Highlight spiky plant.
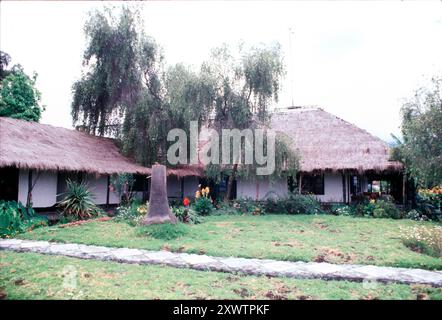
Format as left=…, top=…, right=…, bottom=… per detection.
left=57, top=179, right=102, bottom=220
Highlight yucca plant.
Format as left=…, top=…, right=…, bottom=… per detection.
left=57, top=179, right=102, bottom=220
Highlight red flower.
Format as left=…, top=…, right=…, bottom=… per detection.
left=183, top=197, right=190, bottom=207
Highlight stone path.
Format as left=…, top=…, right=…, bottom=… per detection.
left=1, top=239, right=442, bottom=287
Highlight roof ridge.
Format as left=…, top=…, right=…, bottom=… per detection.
left=272, top=107, right=390, bottom=147
left=315, top=109, right=391, bottom=147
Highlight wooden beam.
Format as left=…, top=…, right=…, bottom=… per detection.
left=106, top=174, right=110, bottom=207
left=342, top=173, right=346, bottom=204
left=298, top=173, right=303, bottom=194
left=180, top=177, right=184, bottom=200
left=26, top=169, right=33, bottom=208
left=142, top=175, right=148, bottom=202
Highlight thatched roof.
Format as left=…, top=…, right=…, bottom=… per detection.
left=167, top=164, right=205, bottom=177
left=0, top=117, right=151, bottom=175
left=271, top=107, right=403, bottom=173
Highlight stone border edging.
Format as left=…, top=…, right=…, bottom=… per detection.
left=1, top=239, right=442, bottom=287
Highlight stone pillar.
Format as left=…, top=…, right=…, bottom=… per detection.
left=142, top=164, right=177, bottom=225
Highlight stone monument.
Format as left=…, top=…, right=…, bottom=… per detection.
left=142, top=164, right=177, bottom=224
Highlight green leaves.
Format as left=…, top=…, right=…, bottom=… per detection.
left=400, top=77, right=442, bottom=187
left=57, top=179, right=102, bottom=220
left=0, top=62, right=44, bottom=122
left=0, top=200, right=45, bottom=238
left=72, top=6, right=143, bottom=136
left=71, top=6, right=298, bottom=186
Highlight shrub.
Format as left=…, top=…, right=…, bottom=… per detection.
left=416, top=187, right=442, bottom=220
left=114, top=201, right=148, bottom=226
left=136, top=223, right=189, bottom=240
left=110, top=173, right=135, bottom=205
left=211, top=202, right=243, bottom=215
left=172, top=206, right=203, bottom=224
left=193, top=186, right=214, bottom=215
left=330, top=204, right=353, bottom=216
left=0, top=200, right=47, bottom=238
left=401, top=226, right=442, bottom=258
left=372, top=200, right=402, bottom=219
left=232, top=198, right=266, bottom=215
left=351, top=201, right=375, bottom=217
left=57, top=179, right=103, bottom=220
left=136, top=202, right=149, bottom=215
left=194, top=197, right=214, bottom=215
left=263, top=193, right=324, bottom=215
left=406, top=209, right=429, bottom=221
left=347, top=200, right=402, bottom=219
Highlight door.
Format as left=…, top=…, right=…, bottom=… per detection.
left=0, top=167, right=19, bottom=201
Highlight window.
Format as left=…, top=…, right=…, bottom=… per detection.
left=350, top=176, right=362, bottom=195
left=301, top=174, right=324, bottom=195
left=132, top=174, right=148, bottom=192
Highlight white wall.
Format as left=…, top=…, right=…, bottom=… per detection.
left=236, top=174, right=345, bottom=202
left=167, top=176, right=181, bottom=199
left=315, top=174, right=344, bottom=203
left=18, top=169, right=58, bottom=207
left=84, top=174, right=119, bottom=205
left=183, top=176, right=199, bottom=198
left=18, top=170, right=120, bottom=207
left=167, top=176, right=200, bottom=199
left=236, top=177, right=288, bottom=200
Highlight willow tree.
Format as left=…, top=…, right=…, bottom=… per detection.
left=72, top=6, right=209, bottom=166
left=199, top=44, right=299, bottom=200
left=72, top=6, right=298, bottom=191
left=71, top=6, right=143, bottom=137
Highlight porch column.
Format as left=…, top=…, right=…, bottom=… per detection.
left=26, top=169, right=33, bottom=208
left=180, top=177, right=184, bottom=200
left=342, top=173, right=346, bottom=204
left=298, top=173, right=303, bottom=194
left=106, top=174, right=110, bottom=207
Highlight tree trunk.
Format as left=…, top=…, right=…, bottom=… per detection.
left=224, top=164, right=238, bottom=201
left=142, top=164, right=177, bottom=225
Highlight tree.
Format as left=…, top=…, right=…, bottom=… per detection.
left=71, top=6, right=143, bottom=137
left=397, top=77, right=442, bottom=187
left=72, top=6, right=210, bottom=166
left=198, top=44, right=298, bottom=199
left=0, top=51, right=12, bottom=81
left=0, top=64, right=44, bottom=122
left=72, top=6, right=298, bottom=193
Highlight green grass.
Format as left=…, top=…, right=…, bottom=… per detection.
left=18, top=215, right=442, bottom=270
left=1, top=251, right=441, bottom=300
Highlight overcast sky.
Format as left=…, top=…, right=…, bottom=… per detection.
left=1, top=1, right=442, bottom=142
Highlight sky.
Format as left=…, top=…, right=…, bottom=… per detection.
left=1, top=1, right=442, bottom=142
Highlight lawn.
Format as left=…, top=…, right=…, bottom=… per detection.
left=17, top=214, right=442, bottom=270
left=1, top=251, right=441, bottom=300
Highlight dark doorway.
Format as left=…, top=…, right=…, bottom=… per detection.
left=0, top=167, right=19, bottom=201
left=199, top=175, right=237, bottom=202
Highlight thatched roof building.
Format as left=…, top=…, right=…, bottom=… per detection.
left=270, top=106, right=403, bottom=173
left=0, top=117, right=151, bottom=175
